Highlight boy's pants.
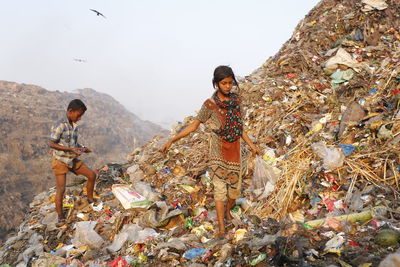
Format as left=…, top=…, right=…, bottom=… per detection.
left=51, top=158, right=87, bottom=175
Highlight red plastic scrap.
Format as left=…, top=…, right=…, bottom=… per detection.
left=324, top=173, right=340, bottom=191
left=287, top=73, right=299, bottom=79
left=311, top=82, right=331, bottom=91
left=322, top=198, right=336, bottom=212
left=108, top=257, right=127, bottom=267
left=306, top=207, right=320, bottom=216
left=348, top=240, right=360, bottom=247
left=133, top=243, right=144, bottom=252
left=194, top=211, right=208, bottom=221
left=172, top=201, right=182, bottom=209
left=369, top=219, right=385, bottom=230
left=324, top=173, right=337, bottom=183
left=104, top=209, right=114, bottom=219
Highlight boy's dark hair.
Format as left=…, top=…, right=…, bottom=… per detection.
left=67, top=99, right=87, bottom=111
left=212, top=65, right=239, bottom=89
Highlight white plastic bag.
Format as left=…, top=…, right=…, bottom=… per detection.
left=324, top=48, right=361, bottom=72
left=133, top=181, right=160, bottom=202
left=107, top=224, right=158, bottom=252
left=311, top=142, right=344, bottom=170
left=71, top=221, right=104, bottom=249
left=127, top=164, right=145, bottom=182
left=21, top=233, right=44, bottom=264
left=251, top=156, right=278, bottom=199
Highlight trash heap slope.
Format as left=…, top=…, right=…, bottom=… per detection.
left=238, top=0, right=400, bottom=218
left=2, top=0, right=400, bottom=266
left=0, top=81, right=167, bottom=242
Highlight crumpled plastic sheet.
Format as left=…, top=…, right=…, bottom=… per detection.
left=72, top=221, right=104, bottom=249
left=325, top=48, right=362, bottom=72
left=312, top=142, right=345, bottom=170
left=107, top=223, right=158, bottom=252
left=362, top=0, right=388, bottom=11
left=18, top=233, right=44, bottom=264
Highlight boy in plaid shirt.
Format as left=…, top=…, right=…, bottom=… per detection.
left=50, top=99, right=96, bottom=224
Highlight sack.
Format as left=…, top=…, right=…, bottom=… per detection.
left=251, top=156, right=278, bottom=199
left=112, top=184, right=153, bottom=209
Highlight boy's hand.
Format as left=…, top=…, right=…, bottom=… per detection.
left=82, top=147, right=92, bottom=153
left=71, top=147, right=83, bottom=156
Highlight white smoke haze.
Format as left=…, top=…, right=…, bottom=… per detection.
left=0, top=0, right=319, bottom=129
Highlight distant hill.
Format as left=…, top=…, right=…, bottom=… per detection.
left=0, top=80, right=167, bottom=240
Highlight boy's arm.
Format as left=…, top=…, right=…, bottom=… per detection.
left=50, top=140, right=82, bottom=154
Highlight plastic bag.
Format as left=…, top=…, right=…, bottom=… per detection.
left=311, top=142, right=344, bottom=170
left=71, top=221, right=104, bottom=249
left=250, top=254, right=267, bottom=266
left=107, top=224, right=158, bottom=252
left=127, top=164, right=145, bottom=182
left=324, top=48, right=361, bottom=72
left=362, top=0, right=388, bottom=11
left=21, top=233, right=44, bottom=264
left=156, top=238, right=187, bottom=251
left=139, top=201, right=182, bottom=228
left=133, top=181, right=160, bottom=202
left=41, top=211, right=58, bottom=231
left=251, top=156, right=278, bottom=199
left=340, top=144, right=355, bottom=157
left=216, top=244, right=233, bottom=264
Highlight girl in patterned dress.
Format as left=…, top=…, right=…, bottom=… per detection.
left=162, top=65, right=260, bottom=238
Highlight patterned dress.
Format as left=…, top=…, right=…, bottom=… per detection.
left=196, top=95, right=243, bottom=201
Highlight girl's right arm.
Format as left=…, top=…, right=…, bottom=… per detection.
left=161, top=119, right=201, bottom=152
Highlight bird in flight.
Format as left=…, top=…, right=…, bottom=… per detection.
left=90, top=9, right=106, bottom=18
left=74, top=58, right=87, bottom=63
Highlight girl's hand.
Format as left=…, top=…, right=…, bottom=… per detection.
left=251, top=147, right=262, bottom=157
left=160, top=140, right=173, bottom=153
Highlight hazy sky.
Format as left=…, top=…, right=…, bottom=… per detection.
left=0, top=0, right=320, bottom=128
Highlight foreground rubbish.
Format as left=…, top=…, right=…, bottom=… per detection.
left=2, top=0, right=400, bottom=266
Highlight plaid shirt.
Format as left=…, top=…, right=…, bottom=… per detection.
left=50, top=116, right=81, bottom=167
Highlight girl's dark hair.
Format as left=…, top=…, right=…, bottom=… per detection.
left=67, top=99, right=87, bottom=111
left=212, top=65, right=239, bottom=89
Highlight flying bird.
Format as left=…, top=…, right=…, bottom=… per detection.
left=90, top=9, right=106, bottom=18
left=74, top=58, right=87, bottom=63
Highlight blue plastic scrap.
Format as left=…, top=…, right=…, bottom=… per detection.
left=183, top=247, right=205, bottom=260
left=369, top=88, right=378, bottom=95
left=340, top=144, right=355, bottom=157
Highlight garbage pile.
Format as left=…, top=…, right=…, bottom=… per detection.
left=2, top=0, right=400, bottom=266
